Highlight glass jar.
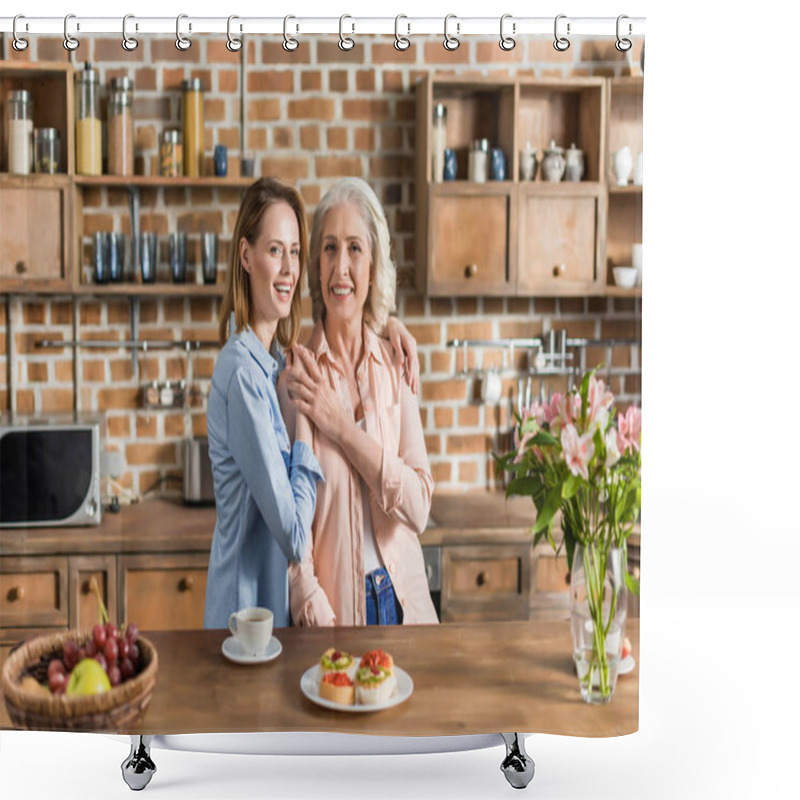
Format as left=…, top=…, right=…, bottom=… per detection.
left=468, top=138, right=489, bottom=183
left=160, top=129, right=183, bottom=177
left=431, top=103, right=447, bottom=183
left=75, top=65, right=102, bottom=175
left=181, top=78, right=204, bottom=177
left=7, top=90, right=34, bottom=175
left=108, top=76, right=134, bottom=176
left=34, top=128, right=60, bottom=174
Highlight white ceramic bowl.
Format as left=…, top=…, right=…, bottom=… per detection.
left=613, top=266, right=638, bottom=289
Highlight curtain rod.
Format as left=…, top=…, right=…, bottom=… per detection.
left=0, top=16, right=646, bottom=37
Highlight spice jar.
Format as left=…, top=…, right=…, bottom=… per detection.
left=75, top=64, right=102, bottom=175
left=7, top=90, right=34, bottom=175
left=468, top=138, right=490, bottom=183
left=108, top=76, right=134, bottom=176
left=181, top=78, right=204, bottom=177
left=160, top=130, right=183, bottom=177
left=431, top=103, right=447, bottom=183
left=34, top=128, right=60, bottom=174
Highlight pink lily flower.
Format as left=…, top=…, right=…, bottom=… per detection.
left=561, top=424, right=595, bottom=481
left=617, top=406, right=642, bottom=453
left=605, top=428, right=621, bottom=469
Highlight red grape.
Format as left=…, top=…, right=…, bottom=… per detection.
left=85, top=640, right=97, bottom=658
left=63, top=640, right=79, bottom=671
left=50, top=671, right=67, bottom=693
left=93, top=623, right=107, bottom=649
left=104, top=638, right=119, bottom=664
left=125, top=623, right=139, bottom=644
left=120, top=658, right=135, bottom=681
left=118, top=638, right=130, bottom=660
left=47, top=658, right=65, bottom=681
left=108, top=665, right=121, bottom=687
left=76, top=647, right=86, bottom=662
left=105, top=622, right=119, bottom=640
left=94, top=652, right=108, bottom=672
left=129, top=643, right=140, bottom=665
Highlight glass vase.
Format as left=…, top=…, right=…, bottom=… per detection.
left=570, top=543, right=627, bottom=704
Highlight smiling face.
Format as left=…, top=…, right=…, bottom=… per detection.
left=319, top=201, right=373, bottom=326
left=241, top=200, right=300, bottom=332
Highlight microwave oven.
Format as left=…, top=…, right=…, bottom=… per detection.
left=0, top=418, right=102, bottom=527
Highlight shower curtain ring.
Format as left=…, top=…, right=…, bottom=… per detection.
left=12, top=15, right=29, bottom=51
left=226, top=15, right=243, bottom=52
left=615, top=15, right=632, bottom=51
left=553, top=14, right=570, bottom=51
left=338, top=15, right=355, bottom=51
left=443, top=14, right=460, bottom=51
left=499, top=14, right=516, bottom=51
left=176, top=14, right=192, bottom=51
left=394, top=15, right=410, bottom=51
left=122, top=14, right=139, bottom=51
left=63, top=14, right=80, bottom=51
left=283, top=16, right=299, bottom=52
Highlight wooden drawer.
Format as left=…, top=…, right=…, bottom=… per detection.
left=68, top=555, right=117, bottom=630
left=441, top=544, right=531, bottom=622
left=119, top=554, right=208, bottom=631
left=0, top=556, right=69, bottom=627
left=530, top=546, right=570, bottom=621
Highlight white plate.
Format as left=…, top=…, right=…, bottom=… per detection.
left=300, top=665, right=414, bottom=713
left=222, top=635, right=282, bottom=665
left=618, top=654, right=635, bottom=675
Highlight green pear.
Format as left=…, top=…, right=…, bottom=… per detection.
left=66, top=658, right=111, bottom=696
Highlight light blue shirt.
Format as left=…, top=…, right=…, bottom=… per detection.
left=203, top=319, right=323, bottom=629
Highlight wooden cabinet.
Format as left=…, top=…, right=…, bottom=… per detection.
left=119, top=553, right=208, bottom=631
left=0, top=555, right=69, bottom=627
left=440, top=543, right=531, bottom=622
left=416, top=75, right=608, bottom=297
left=529, top=544, right=570, bottom=620
left=68, top=555, right=117, bottom=630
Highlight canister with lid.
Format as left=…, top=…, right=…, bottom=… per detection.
left=181, top=78, right=204, bottom=177
left=75, top=64, right=102, bottom=175
left=7, top=90, right=34, bottom=175
left=34, top=128, right=60, bottom=174
left=108, top=76, right=134, bottom=176
left=468, top=138, right=490, bottom=183
left=160, top=130, right=183, bottom=177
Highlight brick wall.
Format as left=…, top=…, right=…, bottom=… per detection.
left=1, top=33, right=642, bottom=495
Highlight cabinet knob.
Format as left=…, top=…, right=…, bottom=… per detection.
left=464, top=264, right=478, bottom=279
left=178, top=576, right=194, bottom=592
left=8, top=585, right=25, bottom=602
left=15, top=261, right=27, bottom=275
left=552, top=263, right=566, bottom=277
left=476, top=571, right=490, bottom=587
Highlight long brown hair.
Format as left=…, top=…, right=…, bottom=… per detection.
left=218, top=177, right=308, bottom=348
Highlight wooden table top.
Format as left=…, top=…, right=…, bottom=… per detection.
left=0, top=619, right=638, bottom=737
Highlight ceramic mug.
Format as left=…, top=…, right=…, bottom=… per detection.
left=228, top=607, right=274, bottom=656
left=214, top=145, right=228, bottom=177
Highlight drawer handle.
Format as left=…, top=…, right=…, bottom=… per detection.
left=476, top=571, right=490, bottom=587
left=8, top=585, right=25, bottom=602
left=464, top=264, right=478, bottom=279
left=15, top=261, right=27, bottom=275
left=178, top=576, right=195, bottom=592
left=552, top=263, right=566, bottom=277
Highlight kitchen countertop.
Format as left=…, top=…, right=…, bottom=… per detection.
left=1, top=619, right=639, bottom=736
left=0, top=492, right=640, bottom=556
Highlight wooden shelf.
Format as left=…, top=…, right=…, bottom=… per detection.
left=604, top=286, right=642, bottom=298
left=74, top=283, right=224, bottom=297
left=73, top=175, right=253, bottom=189
left=609, top=184, right=643, bottom=194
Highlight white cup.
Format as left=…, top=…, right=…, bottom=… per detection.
left=481, top=370, right=502, bottom=405
left=632, top=243, right=643, bottom=285
left=228, top=607, right=273, bottom=656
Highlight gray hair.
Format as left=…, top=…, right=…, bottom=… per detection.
left=307, top=177, right=396, bottom=333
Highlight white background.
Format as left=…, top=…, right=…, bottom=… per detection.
left=2, top=1, right=799, bottom=798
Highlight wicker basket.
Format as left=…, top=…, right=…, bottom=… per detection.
left=2, top=629, right=158, bottom=731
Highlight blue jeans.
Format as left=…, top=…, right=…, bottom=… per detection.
left=365, top=567, right=403, bottom=626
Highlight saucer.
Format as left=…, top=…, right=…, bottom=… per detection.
left=222, top=635, right=282, bottom=665
left=618, top=654, right=635, bottom=676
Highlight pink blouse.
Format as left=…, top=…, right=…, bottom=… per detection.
left=288, top=321, right=438, bottom=626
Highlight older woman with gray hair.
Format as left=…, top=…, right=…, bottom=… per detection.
left=282, top=177, right=438, bottom=627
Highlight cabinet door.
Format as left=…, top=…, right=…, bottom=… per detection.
left=69, top=555, right=117, bottom=630
left=0, top=556, right=69, bottom=627
left=441, top=544, right=531, bottom=622
left=518, top=190, right=603, bottom=295
left=119, top=553, right=208, bottom=631
left=0, top=176, right=72, bottom=291
left=428, top=189, right=515, bottom=296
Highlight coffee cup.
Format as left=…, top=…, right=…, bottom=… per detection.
left=228, top=607, right=273, bottom=656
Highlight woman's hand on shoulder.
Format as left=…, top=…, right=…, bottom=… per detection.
left=384, top=316, right=419, bottom=395
left=286, top=345, right=346, bottom=443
